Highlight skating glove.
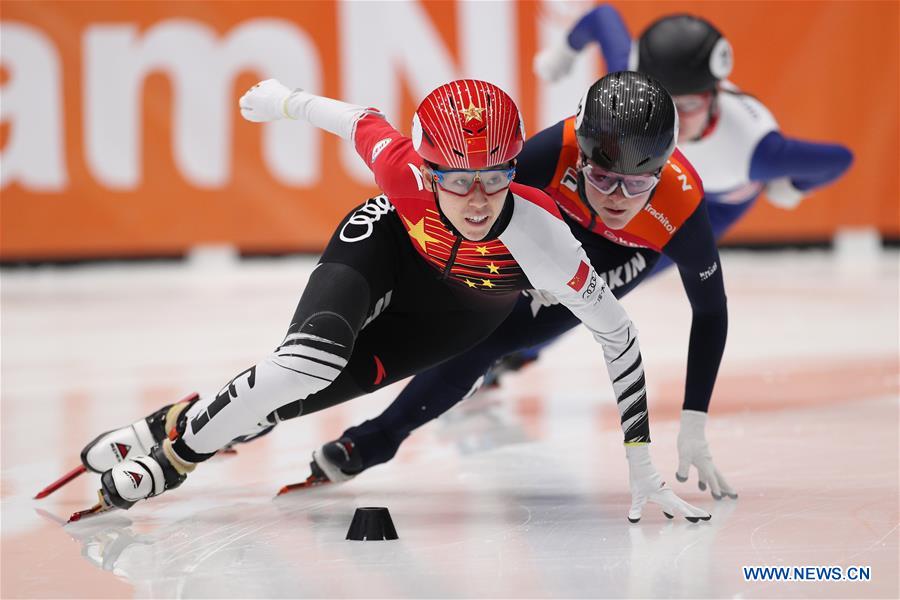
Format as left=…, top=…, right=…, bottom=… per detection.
left=239, top=79, right=297, bottom=122
left=676, top=409, right=738, bottom=500
left=765, top=176, right=805, bottom=210
left=533, top=38, right=579, bottom=83
left=626, top=443, right=711, bottom=523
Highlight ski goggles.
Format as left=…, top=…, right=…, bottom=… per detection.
left=581, top=162, right=660, bottom=198
left=431, top=166, right=516, bottom=196
left=673, top=92, right=713, bottom=115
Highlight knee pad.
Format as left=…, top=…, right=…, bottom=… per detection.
left=269, top=311, right=355, bottom=398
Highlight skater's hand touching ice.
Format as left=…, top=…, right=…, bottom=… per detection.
left=676, top=410, right=737, bottom=500
left=240, top=79, right=296, bottom=122
left=626, top=444, right=711, bottom=523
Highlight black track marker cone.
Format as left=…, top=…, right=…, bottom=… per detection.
left=346, top=507, right=398, bottom=541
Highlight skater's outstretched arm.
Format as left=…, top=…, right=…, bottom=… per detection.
left=534, top=5, right=632, bottom=83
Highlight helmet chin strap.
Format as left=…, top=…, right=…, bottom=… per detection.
left=576, top=171, right=599, bottom=231
left=694, top=91, right=721, bottom=141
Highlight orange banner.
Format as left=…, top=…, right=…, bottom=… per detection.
left=1, top=1, right=897, bottom=260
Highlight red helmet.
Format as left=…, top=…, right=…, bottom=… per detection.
left=412, top=79, right=525, bottom=169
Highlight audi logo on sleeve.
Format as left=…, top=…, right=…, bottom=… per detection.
left=339, top=195, right=395, bottom=243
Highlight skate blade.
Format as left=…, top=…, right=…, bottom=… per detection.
left=276, top=476, right=331, bottom=496
left=67, top=490, right=115, bottom=523
left=34, top=465, right=88, bottom=499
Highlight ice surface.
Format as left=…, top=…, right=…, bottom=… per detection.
left=2, top=250, right=898, bottom=598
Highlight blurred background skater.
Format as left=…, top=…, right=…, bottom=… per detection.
left=488, top=8, right=855, bottom=399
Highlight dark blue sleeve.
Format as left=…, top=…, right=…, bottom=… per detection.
left=661, top=200, right=728, bottom=413
left=749, top=130, right=854, bottom=192
left=515, top=120, right=566, bottom=191
left=566, top=5, right=632, bottom=72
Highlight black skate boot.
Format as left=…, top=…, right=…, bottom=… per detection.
left=482, top=351, right=539, bottom=388
left=277, top=437, right=363, bottom=495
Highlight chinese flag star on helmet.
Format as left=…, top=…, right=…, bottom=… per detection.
left=412, top=79, right=525, bottom=169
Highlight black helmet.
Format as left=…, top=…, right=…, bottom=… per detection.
left=631, top=14, right=733, bottom=96
left=574, top=71, right=678, bottom=175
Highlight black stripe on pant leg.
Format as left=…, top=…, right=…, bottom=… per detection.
left=611, top=334, right=636, bottom=363
left=275, top=351, right=346, bottom=371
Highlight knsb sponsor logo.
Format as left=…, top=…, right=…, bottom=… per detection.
left=371, top=138, right=392, bottom=164
left=699, top=261, right=718, bottom=281
left=602, top=230, right=648, bottom=249
left=566, top=260, right=590, bottom=291
left=644, top=204, right=676, bottom=234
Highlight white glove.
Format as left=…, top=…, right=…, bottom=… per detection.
left=765, top=176, right=806, bottom=210
left=676, top=410, right=738, bottom=500
left=533, top=38, right=580, bottom=83
left=626, top=444, right=711, bottom=523
left=524, top=289, right=559, bottom=307
left=239, top=79, right=297, bottom=123
left=524, top=289, right=560, bottom=317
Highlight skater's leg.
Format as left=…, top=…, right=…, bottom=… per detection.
left=172, top=261, right=371, bottom=461
left=308, top=298, right=582, bottom=479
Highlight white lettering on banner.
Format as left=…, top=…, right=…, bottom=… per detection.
left=338, top=1, right=517, bottom=182
left=339, top=194, right=395, bottom=242
left=84, top=19, right=321, bottom=189
left=3, top=10, right=537, bottom=195
left=0, top=22, right=67, bottom=191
